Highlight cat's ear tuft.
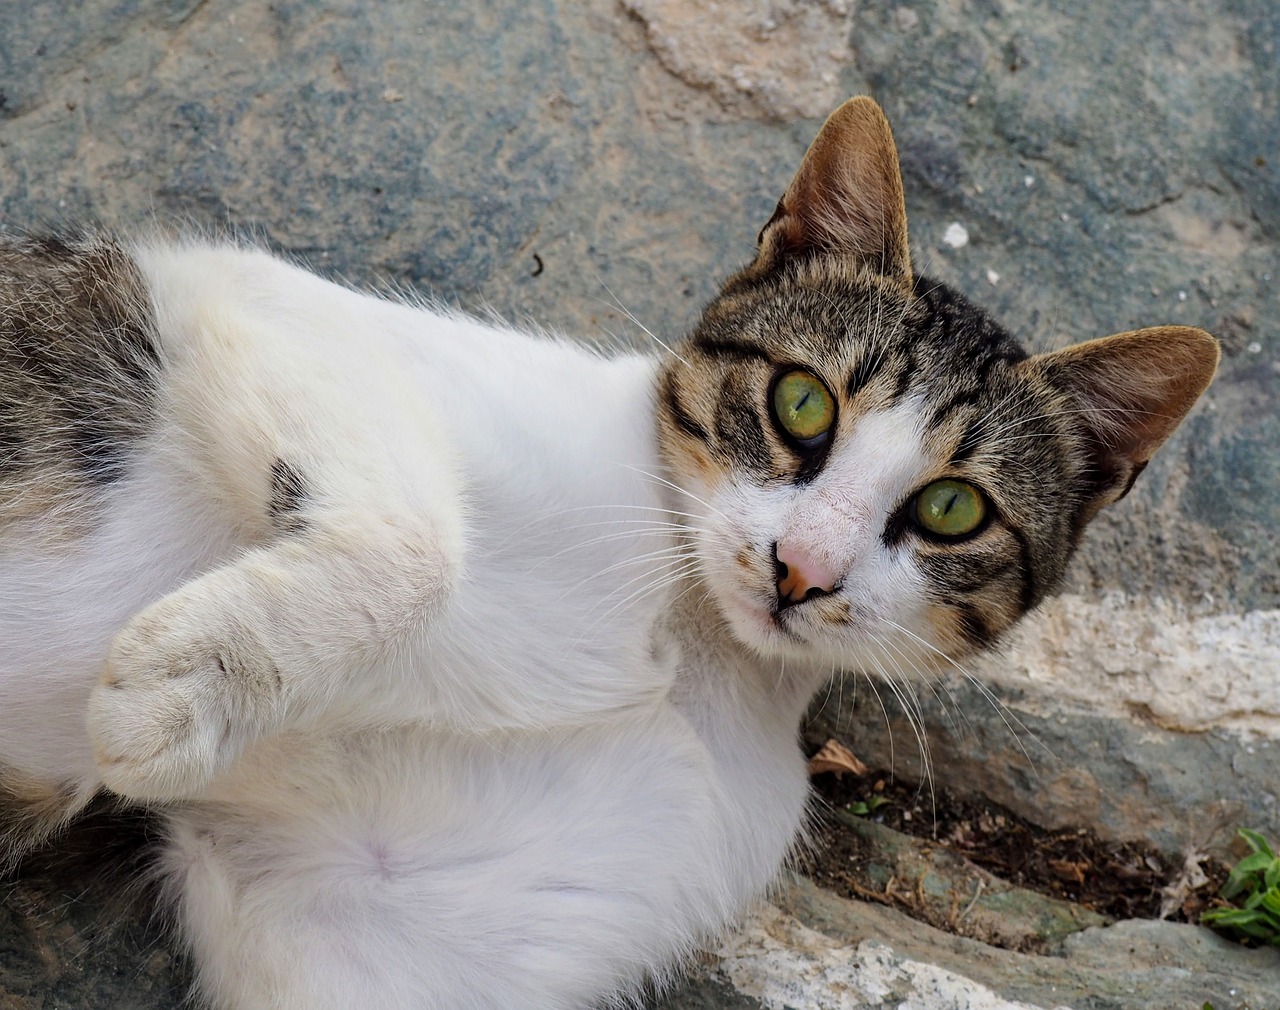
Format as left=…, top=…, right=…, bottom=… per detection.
left=1032, top=326, right=1220, bottom=518
left=745, top=97, right=912, bottom=285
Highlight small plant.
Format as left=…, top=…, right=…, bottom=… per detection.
left=1200, top=827, right=1280, bottom=945
left=844, top=795, right=891, bottom=817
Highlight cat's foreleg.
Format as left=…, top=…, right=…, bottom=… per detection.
left=87, top=501, right=461, bottom=802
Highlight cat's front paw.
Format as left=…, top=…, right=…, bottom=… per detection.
left=88, top=591, right=283, bottom=802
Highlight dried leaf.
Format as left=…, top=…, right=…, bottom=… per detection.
left=1160, top=848, right=1212, bottom=919
left=807, top=739, right=870, bottom=777
left=1048, top=858, right=1088, bottom=884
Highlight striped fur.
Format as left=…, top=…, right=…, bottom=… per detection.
left=0, top=234, right=160, bottom=536
left=657, top=98, right=1218, bottom=663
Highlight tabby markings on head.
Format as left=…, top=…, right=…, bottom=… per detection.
left=655, top=96, right=1219, bottom=667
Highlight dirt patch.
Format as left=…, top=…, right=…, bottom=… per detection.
left=805, top=767, right=1231, bottom=941
left=620, top=0, right=851, bottom=120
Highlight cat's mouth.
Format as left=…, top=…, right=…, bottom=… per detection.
left=717, top=571, right=893, bottom=662
left=764, top=603, right=804, bottom=639
left=720, top=585, right=812, bottom=649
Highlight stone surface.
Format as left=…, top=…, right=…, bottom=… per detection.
left=0, top=0, right=1277, bottom=1006
left=662, top=875, right=1280, bottom=1009
left=0, top=817, right=189, bottom=1008
left=827, top=813, right=1111, bottom=950
left=711, top=903, right=1048, bottom=1010
left=995, top=593, right=1280, bottom=734
left=807, top=672, right=1280, bottom=856
left=779, top=876, right=1280, bottom=1010
left=621, top=0, right=853, bottom=120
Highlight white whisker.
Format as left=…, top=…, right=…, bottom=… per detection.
left=881, top=618, right=1052, bottom=772
left=619, top=464, right=732, bottom=523
left=591, top=273, right=691, bottom=368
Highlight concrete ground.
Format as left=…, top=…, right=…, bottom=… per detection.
left=1, top=1, right=1278, bottom=1007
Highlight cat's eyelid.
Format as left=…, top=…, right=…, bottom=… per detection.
left=793, top=431, right=830, bottom=452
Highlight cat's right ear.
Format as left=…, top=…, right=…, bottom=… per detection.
left=1030, top=326, right=1220, bottom=521
left=739, top=97, right=912, bottom=287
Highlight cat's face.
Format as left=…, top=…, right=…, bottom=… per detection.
left=658, top=98, right=1218, bottom=674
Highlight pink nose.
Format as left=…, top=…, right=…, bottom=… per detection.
left=774, top=543, right=841, bottom=607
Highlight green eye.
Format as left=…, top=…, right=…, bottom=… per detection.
left=914, top=479, right=987, bottom=538
left=772, top=370, right=836, bottom=445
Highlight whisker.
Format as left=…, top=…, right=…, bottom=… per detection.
left=555, top=545, right=701, bottom=597
left=858, top=670, right=897, bottom=778
left=522, top=524, right=710, bottom=574
left=573, top=558, right=705, bottom=638
left=862, top=639, right=937, bottom=826
left=881, top=618, right=1053, bottom=772
left=497, top=502, right=715, bottom=541
left=874, top=632, right=977, bottom=746
left=619, top=464, right=732, bottom=523
left=591, top=273, right=691, bottom=368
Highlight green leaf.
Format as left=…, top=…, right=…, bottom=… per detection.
left=1221, top=869, right=1257, bottom=901
left=1232, top=918, right=1273, bottom=940
left=1259, top=889, right=1280, bottom=916
left=1202, top=828, right=1280, bottom=945
left=1235, top=851, right=1273, bottom=876
left=1203, top=907, right=1257, bottom=926
left=1238, top=827, right=1275, bottom=858
left=1221, top=850, right=1276, bottom=900
left=1201, top=907, right=1275, bottom=939
left=844, top=796, right=891, bottom=817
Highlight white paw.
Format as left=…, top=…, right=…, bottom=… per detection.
left=88, top=592, right=282, bottom=802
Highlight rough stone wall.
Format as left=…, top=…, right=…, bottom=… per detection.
left=0, top=0, right=1276, bottom=1006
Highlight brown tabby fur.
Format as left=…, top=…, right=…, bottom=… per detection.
left=0, top=234, right=159, bottom=535
left=657, top=98, right=1218, bottom=658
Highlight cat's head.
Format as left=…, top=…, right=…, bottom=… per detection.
left=657, top=97, right=1218, bottom=674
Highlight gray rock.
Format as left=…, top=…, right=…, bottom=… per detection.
left=828, top=812, right=1111, bottom=949
left=782, top=876, right=1280, bottom=1009
left=808, top=677, right=1280, bottom=855
left=654, top=976, right=765, bottom=1010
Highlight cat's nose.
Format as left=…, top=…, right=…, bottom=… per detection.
left=773, top=542, right=840, bottom=608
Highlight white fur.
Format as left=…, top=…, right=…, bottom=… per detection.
left=0, top=240, right=845, bottom=1009
left=687, top=397, right=949, bottom=674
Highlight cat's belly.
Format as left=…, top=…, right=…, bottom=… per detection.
left=172, top=709, right=773, bottom=1009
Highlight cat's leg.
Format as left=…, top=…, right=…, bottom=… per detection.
left=81, top=245, right=471, bottom=801
left=80, top=242, right=674, bottom=801
left=87, top=490, right=462, bottom=802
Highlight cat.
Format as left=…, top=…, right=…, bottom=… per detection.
left=0, top=97, right=1217, bottom=1009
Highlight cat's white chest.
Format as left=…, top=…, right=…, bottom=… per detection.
left=379, top=311, right=678, bottom=731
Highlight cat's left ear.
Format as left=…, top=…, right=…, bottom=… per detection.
left=742, top=96, right=912, bottom=287
left=1028, top=326, right=1220, bottom=519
